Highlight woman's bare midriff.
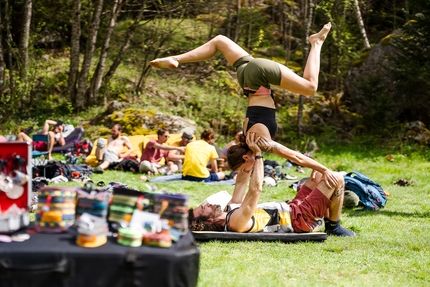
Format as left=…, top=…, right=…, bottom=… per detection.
left=247, top=94, right=275, bottom=109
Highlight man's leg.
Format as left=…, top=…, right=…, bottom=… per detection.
left=95, top=138, right=106, bottom=163
left=16, top=132, right=32, bottom=142
left=278, top=23, right=331, bottom=96
left=150, top=35, right=249, bottom=69
left=313, top=172, right=357, bottom=236
left=166, top=161, right=179, bottom=175
left=41, top=120, right=56, bottom=134
left=139, top=161, right=155, bottom=174
left=95, top=147, right=105, bottom=162
left=98, top=160, right=111, bottom=170
left=47, top=131, right=56, bottom=160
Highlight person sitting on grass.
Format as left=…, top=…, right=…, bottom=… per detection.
left=166, top=130, right=194, bottom=173
left=93, top=124, right=133, bottom=174
left=139, top=128, right=186, bottom=176
left=188, top=132, right=357, bottom=237
left=16, top=119, right=66, bottom=161
left=182, top=129, right=225, bottom=183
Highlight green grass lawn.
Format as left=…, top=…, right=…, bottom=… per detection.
left=53, top=144, right=429, bottom=287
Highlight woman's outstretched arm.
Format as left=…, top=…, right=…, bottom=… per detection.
left=256, top=137, right=338, bottom=188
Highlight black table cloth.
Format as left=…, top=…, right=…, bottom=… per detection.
left=0, top=230, right=200, bottom=287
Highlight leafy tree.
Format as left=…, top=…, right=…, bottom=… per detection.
left=389, top=0, right=430, bottom=125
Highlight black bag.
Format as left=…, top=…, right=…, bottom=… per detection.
left=112, top=159, right=139, bottom=173
left=39, top=160, right=72, bottom=180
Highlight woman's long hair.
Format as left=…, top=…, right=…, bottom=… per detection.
left=226, top=133, right=251, bottom=171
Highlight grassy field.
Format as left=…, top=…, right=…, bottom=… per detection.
left=57, top=141, right=430, bottom=287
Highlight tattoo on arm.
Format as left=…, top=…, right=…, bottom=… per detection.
left=333, top=188, right=344, bottom=197
left=256, top=137, right=274, bottom=153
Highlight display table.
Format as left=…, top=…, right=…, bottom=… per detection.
left=0, top=229, right=200, bottom=287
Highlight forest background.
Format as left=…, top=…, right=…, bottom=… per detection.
left=0, top=0, right=429, bottom=152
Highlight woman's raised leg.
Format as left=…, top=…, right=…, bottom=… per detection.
left=150, top=35, right=249, bottom=69
left=277, top=22, right=331, bottom=96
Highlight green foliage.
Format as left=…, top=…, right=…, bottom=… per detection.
left=389, top=3, right=430, bottom=125
left=354, top=75, right=398, bottom=129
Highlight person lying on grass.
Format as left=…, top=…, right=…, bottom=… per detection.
left=17, top=119, right=66, bottom=161
left=188, top=132, right=357, bottom=237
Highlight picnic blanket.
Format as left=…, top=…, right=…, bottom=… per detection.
left=149, top=174, right=236, bottom=185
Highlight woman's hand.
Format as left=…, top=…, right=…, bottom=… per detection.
left=312, top=169, right=338, bottom=188
left=246, top=132, right=261, bottom=156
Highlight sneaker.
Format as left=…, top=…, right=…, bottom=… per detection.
left=50, top=175, right=69, bottom=183
left=281, top=173, right=298, bottom=181
left=93, top=166, right=104, bottom=174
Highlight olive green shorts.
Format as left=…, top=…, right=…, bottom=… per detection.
left=233, top=55, right=281, bottom=91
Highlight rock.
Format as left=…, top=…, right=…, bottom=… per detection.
left=107, top=101, right=126, bottom=114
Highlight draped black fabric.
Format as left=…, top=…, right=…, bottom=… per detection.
left=0, top=230, right=200, bottom=287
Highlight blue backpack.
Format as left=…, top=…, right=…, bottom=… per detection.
left=344, top=171, right=387, bottom=210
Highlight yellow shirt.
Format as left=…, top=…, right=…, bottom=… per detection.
left=182, top=140, right=218, bottom=178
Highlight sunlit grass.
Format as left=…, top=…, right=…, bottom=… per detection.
left=53, top=143, right=430, bottom=287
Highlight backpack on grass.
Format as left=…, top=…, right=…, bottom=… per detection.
left=344, top=171, right=387, bottom=211
left=33, top=160, right=72, bottom=180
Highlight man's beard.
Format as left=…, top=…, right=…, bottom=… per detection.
left=112, top=134, right=119, bottom=140
left=212, top=204, right=222, bottom=217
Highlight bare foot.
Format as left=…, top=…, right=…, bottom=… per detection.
left=308, top=22, right=331, bottom=45
left=149, top=57, right=179, bottom=69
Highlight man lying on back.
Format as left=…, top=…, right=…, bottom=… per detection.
left=188, top=132, right=357, bottom=236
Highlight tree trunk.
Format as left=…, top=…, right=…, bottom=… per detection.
left=234, top=0, right=241, bottom=42
left=103, top=0, right=147, bottom=86
left=226, top=4, right=232, bottom=39
left=75, top=0, right=104, bottom=112
left=18, top=0, right=31, bottom=86
left=246, top=1, right=253, bottom=50
left=297, top=0, right=314, bottom=138
left=68, top=0, right=82, bottom=106
left=89, top=0, right=123, bottom=105
left=353, top=0, right=370, bottom=49
left=135, top=30, right=174, bottom=91
left=4, top=0, right=15, bottom=96
left=0, top=3, right=6, bottom=96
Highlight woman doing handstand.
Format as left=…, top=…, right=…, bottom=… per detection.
left=150, top=22, right=338, bottom=188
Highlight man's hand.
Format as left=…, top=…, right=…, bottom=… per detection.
left=176, top=146, right=186, bottom=153
left=245, top=132, right=262, bottom=155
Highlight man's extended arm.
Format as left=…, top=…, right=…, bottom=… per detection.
left=153, top=142, right=186, bottom=153
left=167, top=148, right=184, bottom=162
left=229, top=171, right=251, bottom=205
left=228, top=133, right=264, bottom=232
left=119, top=137, right=134, bottom=158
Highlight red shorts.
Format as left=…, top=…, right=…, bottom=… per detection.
left=288, top=185, right=331, bottom=232
left=32, top=141, right=48, bottom=151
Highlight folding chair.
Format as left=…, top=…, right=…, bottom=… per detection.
left=31, top=134, right=50, bottom=166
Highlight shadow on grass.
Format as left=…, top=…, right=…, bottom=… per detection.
left=343, top=208, right=430, bottom=218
